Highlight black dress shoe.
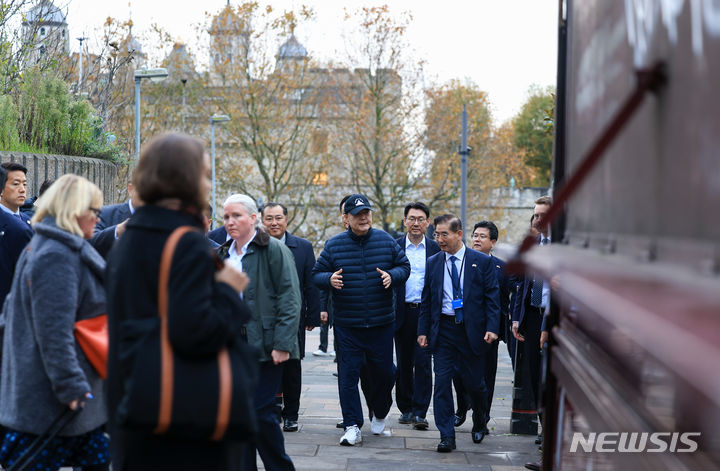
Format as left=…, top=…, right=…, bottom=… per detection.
left=524, top=462, right=540, bottom=471
left=535, top=434, right=542, bottom=445
left=398, top=412, right=413, bottom=424
left=412, top=416, right=429, bottom=430
left=336, top=420, right=345, bottom=429
left=453, top=411, right=467, bottom=427
left=283, top=419, right=298, bottom=432
left=436, top=437, right=456, bottom=453
left=472, top=431, right=486, bottom=443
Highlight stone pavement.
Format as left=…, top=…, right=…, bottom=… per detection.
left=272, top=328, right=542, bottom=471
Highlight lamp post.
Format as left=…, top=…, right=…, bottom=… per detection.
left=76, top=36, right=87, bottom=93
left=210, top=114, right=230, bottom=227
left=134, top=68, right=169, bottom=161
left=458, top=104, right=470, bottom=243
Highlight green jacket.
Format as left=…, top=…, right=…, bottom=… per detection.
left=218, top=229, right=301, bottom=362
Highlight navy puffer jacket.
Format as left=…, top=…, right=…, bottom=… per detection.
left=313, top=227, right=410, bottom=328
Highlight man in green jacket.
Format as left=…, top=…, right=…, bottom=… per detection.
left=218, top=193, right=301, bottom=471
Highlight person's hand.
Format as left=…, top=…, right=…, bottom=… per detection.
left=306, top=325, right=315, bottom=331
left=512, top=321, right=525, bottom=342
left=215, top=263, right=249, bottom=293
left=376, top=268, right=392, bottom=289
left=551, top=275, right=560, bottom=291
left=540, top=330, right=548, bottom=349
left=116, top=219, right=129, bottom=237
left=68, top=392, right=93, bottom=410
left=417, top=335, right=428, bottom=348
left=271, top=349, right=290, bottom=365
left=330, top=269, right=343, bottom=289
left=484, top=331, right=498, bottom=343
left=320, top=311, right=328, bottom=324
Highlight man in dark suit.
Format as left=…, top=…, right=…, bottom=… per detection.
left=512, top=197, right=552, bottom=455
left=0, top=166, right=33, bottom=311
left=262, top=202, right=322, bottom=432
left=394, top=202, right=440, bottom=430
left=468, top=221, right=512, bottom=426
left=92, top=182, right=141, bottom=258
left=418, top=214, right=500, bottom=453
left=1, top=162, right=31, bottom=226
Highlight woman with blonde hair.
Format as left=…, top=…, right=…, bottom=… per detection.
left=0, top=174, right=110, bottom=471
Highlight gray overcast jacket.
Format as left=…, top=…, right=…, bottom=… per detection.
left=0, top=217, right=107, bottom=436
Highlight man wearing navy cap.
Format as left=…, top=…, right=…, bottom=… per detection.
left=313, top=194, right=410, bottom=446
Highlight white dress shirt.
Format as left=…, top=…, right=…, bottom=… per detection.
left=442, top=244, right=466, bottom=316
left=404, top=235, right=426, bottom=303
left=227, top=230, right=257, bottom=275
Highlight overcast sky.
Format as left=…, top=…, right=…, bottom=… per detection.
left=62, top=0, right=558, bottom=124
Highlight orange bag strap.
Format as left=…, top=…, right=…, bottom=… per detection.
left=154, top=226, right=195, bottom=435
left=154, top=226, right=233, bottom=440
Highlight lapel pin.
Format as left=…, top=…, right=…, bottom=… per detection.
left=472, top=264, right=477, bottom=267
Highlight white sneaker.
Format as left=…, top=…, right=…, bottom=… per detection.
left=312, top=349, right=327, bottom=356
left=371, top=416, right=386, bottom=435
left=329, top=351, right=336, bottom=357
left=340, top=425, right=362, bottom=446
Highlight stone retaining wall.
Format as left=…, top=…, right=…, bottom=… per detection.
left=0, top=152, right=119, bottom=204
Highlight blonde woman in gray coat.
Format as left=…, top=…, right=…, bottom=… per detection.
left=0, top=174, right=109, bottom=471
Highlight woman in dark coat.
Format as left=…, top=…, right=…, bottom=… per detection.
left=105, top=133, right=251, bottom=470
left=0, top=174, right=109, bottom=471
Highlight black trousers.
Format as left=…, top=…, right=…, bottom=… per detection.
left=519, top=305, right=543, bottom=409
left=281, top=359, right=302, bottom=421
left=394, top=305, right=432, bottom=417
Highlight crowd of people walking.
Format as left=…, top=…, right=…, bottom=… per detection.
left=0, top=132, right=551, bottom=470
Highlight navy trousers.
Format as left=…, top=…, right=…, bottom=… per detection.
left=394, top=305, right=432, bottom=417
left=335, top=323, right=395, bottom=428
left=433, top=316, right=489, bottom=439
left=281, top=359, right=302, bottom=421
left=244, top=362, right=295, bottom=471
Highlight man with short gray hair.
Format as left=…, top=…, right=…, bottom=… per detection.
left=217, top=193, right=301, bottom=471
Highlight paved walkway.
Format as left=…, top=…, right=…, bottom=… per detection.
left=276, top=328, right=541, bottom=470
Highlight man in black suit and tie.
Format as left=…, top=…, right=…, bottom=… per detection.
left=512, top=196, right=552, bottom=450
left=394, top=202, right=440, bottom=430
left=418, top=214, right=500, bottom=453
left=0, top=166, right=33, bottom=311
left=261, top=202, right=322, bottom=432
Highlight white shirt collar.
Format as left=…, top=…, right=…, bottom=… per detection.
left=230, top=229, right=257, bottom=258
left=445, top=244, right=466, bottom=261
left=128, top=200, right=135, bottom=215
left=405, top=235, right=426, bottom=249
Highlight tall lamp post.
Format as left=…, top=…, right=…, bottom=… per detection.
left=210, top=114, right=230, bottom=228
left=458, top=104, right=471, bottom=243
left=134, top=68, right=169, bottom=161
left=76, top=36, right=87, bottom=93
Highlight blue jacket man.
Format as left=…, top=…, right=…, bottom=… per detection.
left=393, top=202, right=440, bottom=429
left=418, top=214, right=500, bottom=453
left=313, top=194, right=410, bottom=446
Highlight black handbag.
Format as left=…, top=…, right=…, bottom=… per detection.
left=117, top=226, right=258, bottom=441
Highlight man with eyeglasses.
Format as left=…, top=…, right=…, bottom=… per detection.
left=451, top=221, right=514, bottom=430
left=261, top=202, right=321, bottom=433
left=417, top=214, right=500, bottom=453
left=393, top=202, right=440, bottom=430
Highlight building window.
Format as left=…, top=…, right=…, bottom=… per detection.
left=311, top=130, right=327, bottom=154
left=40, top=27, right=46, bottom=36
left=312, top=172, right=328, bottom=186
left=38, top=45, right=45, bottom=55
left=62, top=29, right=65, bottom=37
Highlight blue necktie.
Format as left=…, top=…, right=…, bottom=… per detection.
left=530, top=276, right=543, bottom=307
left=449, top=255, right=463, bottom=323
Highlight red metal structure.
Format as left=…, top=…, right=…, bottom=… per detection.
left=524, top=1, right=720, bottom=470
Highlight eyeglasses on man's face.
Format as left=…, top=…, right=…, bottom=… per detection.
left=406, top=216, right=427, bottom=224
left=471, top=233, right=489, bottom=240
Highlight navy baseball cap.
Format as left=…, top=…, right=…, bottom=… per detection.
left=344, top=194, right=373, bottom=215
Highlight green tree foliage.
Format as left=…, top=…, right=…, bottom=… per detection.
left=513, top=85, right=554, bottom=186
left=1, top=67, right=123, bottom=161
left=0, top=94, right=19, bottom=149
